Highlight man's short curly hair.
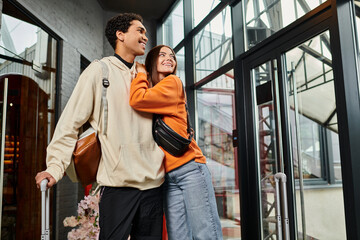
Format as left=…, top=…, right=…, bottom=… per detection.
left=105, top=13, right=143, bottom=50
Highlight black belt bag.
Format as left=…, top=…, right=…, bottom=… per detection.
left=153, top=115, right=192, bottom=157
left=152, top=84, right=193, bottom=157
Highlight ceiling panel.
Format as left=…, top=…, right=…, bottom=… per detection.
left=97, top=0, right=177, bottom=20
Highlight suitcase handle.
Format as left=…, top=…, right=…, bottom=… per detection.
left=40, top=179, right=50, bottom=240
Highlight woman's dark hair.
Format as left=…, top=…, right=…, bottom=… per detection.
left=145, top=45, right=177, bottom=85
left=105, top=13, right=143, bottom=50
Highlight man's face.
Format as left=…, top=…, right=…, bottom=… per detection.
left=119, top=20, right=148, bottom=56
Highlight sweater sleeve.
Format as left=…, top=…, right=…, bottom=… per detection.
left=45, top=61, right=102, bottom=182
left=129, top=72, right=182, bottom=115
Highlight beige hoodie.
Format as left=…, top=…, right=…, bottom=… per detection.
left=45, top=56, right=165, bottom=190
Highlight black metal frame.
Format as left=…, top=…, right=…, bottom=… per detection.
left=183, top=0, right=196, bottom=128
left=329, top=0, right=360, bottom=239
left=159, top=0, right=360, bottom=239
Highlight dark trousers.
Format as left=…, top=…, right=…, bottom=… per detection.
left=99, top=185, right=163, bottom=240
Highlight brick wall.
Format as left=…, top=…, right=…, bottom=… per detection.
left=17, top=0, right=104, bottom=62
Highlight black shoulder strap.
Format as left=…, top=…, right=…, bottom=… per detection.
left=181, top=84, right=194, bottom=140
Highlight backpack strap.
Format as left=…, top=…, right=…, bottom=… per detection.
left=99, top=60, right=109, bottom=136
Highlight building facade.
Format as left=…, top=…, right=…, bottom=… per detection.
left=0, top=0, right=359, bottom=239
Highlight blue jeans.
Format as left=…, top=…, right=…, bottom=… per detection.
left=164, top=160, right=223, bottom=240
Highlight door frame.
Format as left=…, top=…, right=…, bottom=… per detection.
left=1, top=1, right=62, bottom=239
left=233, top=1, right=360, bottom=239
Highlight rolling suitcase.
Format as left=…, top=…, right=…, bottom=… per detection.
left=274, top=172, right=290, bottom=240
left=40, top=179, right=50, bottom=240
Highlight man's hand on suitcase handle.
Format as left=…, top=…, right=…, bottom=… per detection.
left=35, top=171, right=56, bottom=189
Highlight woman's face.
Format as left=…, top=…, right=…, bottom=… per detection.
left=156, top=47, right=176, bottom=77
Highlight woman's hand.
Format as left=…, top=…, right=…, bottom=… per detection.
left=136, top=62, right=147, bottom=74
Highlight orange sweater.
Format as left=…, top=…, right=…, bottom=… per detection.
left=129, top=72, right=206, bottom=172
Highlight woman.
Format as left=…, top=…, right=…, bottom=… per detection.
left=129, top=45, right=223, bottom=240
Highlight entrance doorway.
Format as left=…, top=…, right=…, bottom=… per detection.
left=241, top=25, right=346, bottom=240
left=0, top=0, right=59, bottom=238
left=0, top=75, right=48, bottom=239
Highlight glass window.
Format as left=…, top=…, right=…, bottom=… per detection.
left=162, top=0, right=184, bottom=49
left=245, top=0, right=328, bottom=49
left=285, top=30, right=346, bottom=239
left=0, top=8, right=58, bottom=240
left=0, top=14, right=38, bottom=59
left=193, top=0, right=221, bottom=27
left=194, top=6, right=233, bottom=82
left=289, top=112, right=322, bottom=180
left=330, top=130, right=341, bottom=180
left=0, top=13, right=57, bottom=101
left=196, top=73, right=239, bottom=239
left=175, top=47, right=185, bottom=84
left=286, top=30, right=337, bottom=181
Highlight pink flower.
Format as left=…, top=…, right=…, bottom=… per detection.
left=63, top=216, right=79, bottom=227
left=64, top=191, right=100, bottom=240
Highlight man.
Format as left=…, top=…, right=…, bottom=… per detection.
left=35, top=13, right=165, bottom=239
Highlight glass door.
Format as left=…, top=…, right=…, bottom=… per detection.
left=283, top=30, right=346, bottom=240
left=248, top=30, right=347, bottom=240
left=251, top=59, right=284, bottom=239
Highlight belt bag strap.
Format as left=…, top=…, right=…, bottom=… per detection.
left=182, top=84, right=193, bottom=139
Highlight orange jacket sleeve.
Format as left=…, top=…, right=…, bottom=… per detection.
left=129, top=72, right=182, bottom=115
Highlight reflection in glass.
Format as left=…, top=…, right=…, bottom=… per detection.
left=162, top=0, right=184, bottom=49
left=196, top=75, right=240, bottom=239
left=0, top=13, right=57, bottom=102
left=245, top=0, right=327, bottom=49
left=194, top=6, right=233, bottom=82
left=290, top=112, right=322, bottom=179
left=0, top=14, right=38, bottom=60
left=193, top=0, right=221, bottom=27
left=252, top=60, right=280, bottom=239
left=330, top=130, right=341, bottom=180
left=176, top=47, right=185, bottom=84
left=285, top=30, right=346, bottom=239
